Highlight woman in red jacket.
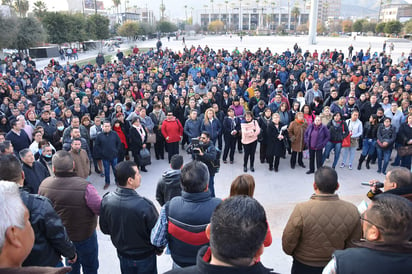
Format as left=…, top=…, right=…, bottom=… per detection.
left=161, top=111, right=183, bottom=163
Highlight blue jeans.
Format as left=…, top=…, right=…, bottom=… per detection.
left=67, top=231, right=98, bottom=274
left=362, top=139, right=376, bottom=156
left=341, top=146, right=356, bottom=166
left=102, top=158, right=118, bottom=185
left=376, top=147, right=392, bottom=173
left=322, top=142, right=342, bottom=168
left=118, top=253, right=157, bottom=274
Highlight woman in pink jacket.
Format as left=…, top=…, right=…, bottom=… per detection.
left=241, top=111, right=261, bottom=172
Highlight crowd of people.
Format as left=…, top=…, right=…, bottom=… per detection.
left=0, top=40, right=412, bottom=273
left=1, top=41, right=412, bottom=182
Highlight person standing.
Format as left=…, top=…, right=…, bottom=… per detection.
left=161, top=111, right=183, bottom=163
left=150, top=103, right=166, bottom=160
left=151, top=161, right=221, bottom=268
left=396, top=113, right=412, bottom=169
left=70, top=138, right=90, bottom=179
left=192, top=131, right=218, bottom=197
left=5, top=119, right=31, bottom=156
left=155, top=154, right=184, bottom=206
left=288, top=112, right=308, bottom=169
left=257, top=108, right=273, bottom=164
left=200, top=108, right=222, bottom=146
left=340, top=111, right=363, bottom=170
left=357, top=114, right=378, bottom=170
left=20, top=148, right=50, bottom=194
left=222, top=108, right=241, bottom=164
left=304, top=116, right=330, bottom=174
left=95, top=120, right=121, bottom=189
left=241, top=111, right=261, bottom=172
left=100, top=161, right=160, bottom=274
left=267, top=113, right=287, bottom=172
left=39, top=151, right=101, bottom=274
left=322, top=113, right=349, bottom=169
left=129, top=117, right=149, bottom=172
left=376, top=117, right=396, bottom=174
left=0, top=154, right=77, bottom=268
left=282, top=167, right=361, bottom=274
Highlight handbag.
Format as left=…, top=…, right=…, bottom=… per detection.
left=147, top=132, right=157, bottom=144
left=342, top=122, right=351, bottom=148
left=398, top=146, right=412, bottom=157
left=138, top=148, right=151, bottom=166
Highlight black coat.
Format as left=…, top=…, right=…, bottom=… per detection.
left=267, top=122, right=287, bottom=157
left=22, top=161, right=50, bottom=194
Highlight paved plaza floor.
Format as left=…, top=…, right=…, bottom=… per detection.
left=46, top=35, right=408, bottom=273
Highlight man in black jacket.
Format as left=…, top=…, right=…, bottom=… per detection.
left=95, top=120, right=121, bottom=189
left=100, top=160, right=160, bottom=274
left=0, top=154, right=77, bottom=267
left=155, top=154, right=184, bottom=206
left=20, top=148, right=50, bottom=194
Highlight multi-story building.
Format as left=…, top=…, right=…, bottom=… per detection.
left=379, top=2, right=412, bottom=23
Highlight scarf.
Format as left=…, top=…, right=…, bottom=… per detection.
left=113, top=125, right=128, bottom=149
left=296, top=118, right=304, bottom=125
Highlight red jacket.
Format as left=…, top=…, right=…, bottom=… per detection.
left=161, top=117, right=183, bottom=143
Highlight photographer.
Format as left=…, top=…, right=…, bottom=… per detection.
left=192, top=131, right=218, bottom=197
left=366, top=167, right=412, bottom=202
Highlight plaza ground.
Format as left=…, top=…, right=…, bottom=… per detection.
left=45, top=35, right=409, bottom=273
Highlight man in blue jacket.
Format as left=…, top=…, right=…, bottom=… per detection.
left=94, top=120, right=121, bottom=189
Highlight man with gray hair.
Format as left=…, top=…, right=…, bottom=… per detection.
left=39, top=150, right=101, bottom=274
left=0, top=180, right=72, bottom=273
left=0, top=154, right=76, bottom=268
left=20, top=148, right=50, bottom=194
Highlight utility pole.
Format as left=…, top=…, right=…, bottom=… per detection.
left=308, top=0, right=319, bottom=44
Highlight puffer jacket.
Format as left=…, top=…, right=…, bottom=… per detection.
left=377, top=124, right=397, bottom=149
left=282, top=194, right=361, bottom=267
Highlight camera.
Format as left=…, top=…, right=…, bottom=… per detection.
left=188, top=138, right=203, bottom=154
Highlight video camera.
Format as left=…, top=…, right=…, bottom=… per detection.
left=187, top=137, right=204, bottom=154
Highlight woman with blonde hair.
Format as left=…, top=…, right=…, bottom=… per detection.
left=201, top=107, right=222, bottom=146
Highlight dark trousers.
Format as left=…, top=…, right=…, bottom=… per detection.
left=67, top=231, right=99, bottom=274
left=237, top=135, right=243, bottom=151
left=208, top=175, right=215, bottom=198
left=117, top=143, right=126, bottom=163
left=166, top=142, right=179, bottom=163
left=260, top=143, right=268, bottom=163
left=154, top=135, right=164, bottom=159
left=243, top=141, right=257, bottom=168
left=291, top=259, right=324, bottom=274
left=118, top=253, right=157, bottom=274
left=268, top=155, right=280, bottom=169
left=309, top=149, right=323, bottom=172
left=290, top=151, right=303, bottom=167
left=217, top=133, right=223, bottom=150
left=223, top=135, right=236, bottom=161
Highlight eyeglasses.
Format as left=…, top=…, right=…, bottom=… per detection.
left=360, top=212, right=385, bottom=232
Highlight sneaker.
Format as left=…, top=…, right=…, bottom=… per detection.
left=223, top=160, right=228, bottom=164
left=340, top=163, right=345, bottom=168
left=100, top=173, right=105, bottom=177
left=348, top=164, right=352, bottom=170
left=243, top=166, right=247, bottom=172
